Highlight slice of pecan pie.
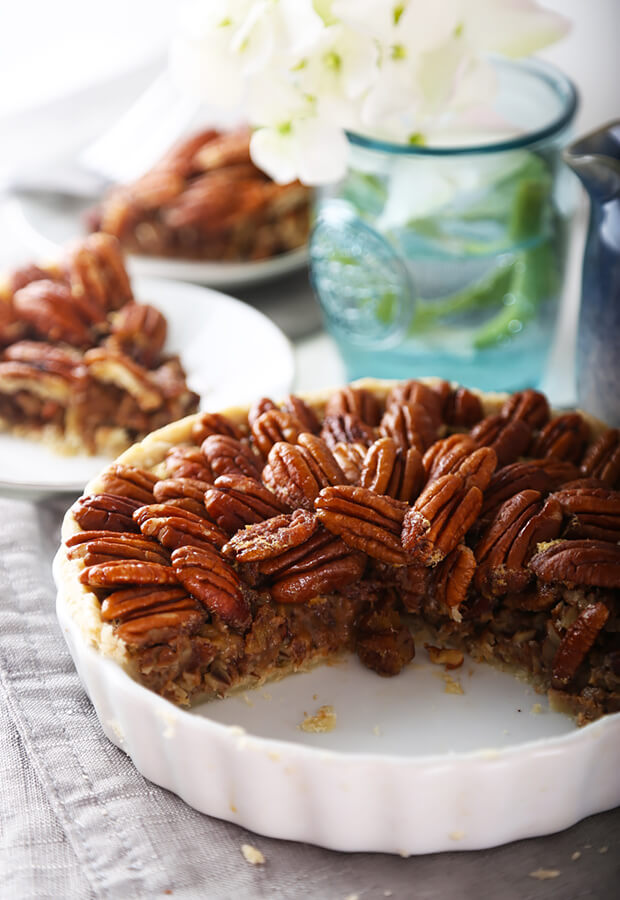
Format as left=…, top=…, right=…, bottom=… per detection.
left=0, top=234, right=198, bottom=454
left=88, top=127, right=312, bottom=261
left=56, top=379, right=620, bottom=724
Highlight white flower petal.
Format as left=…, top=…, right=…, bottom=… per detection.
left=250, top=127, right=300, bottom=184
left=295, top=120, right=350, bottom=184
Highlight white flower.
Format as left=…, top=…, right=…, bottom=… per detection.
left=170, top=0, right=571, bottom=185
left=296, top=24, right=378, bottom=129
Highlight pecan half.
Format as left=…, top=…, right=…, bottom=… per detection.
left=425, top=645, right=464, bottom=669
left=552, top=487, right=620, bottom=543
left=153, top=477, right=211, bottom=505
left=580, top=430, right=620, bottom=488
left=98, top=463, right=158, bottom=504
left=529, top=414, right=590, bottom=464
left=528, top=457, right=581, bottom=487
left=251, top=408, right=303, bottom=457
left=355, top=603, right=415, bottom=677
left=281, top=394, right=320, bottom=433
left=262, top=437, right=345, bottom=510
left=379, top=402, right=437, bottom=453
left=223, top=510, right=317, bottom=561
left=66, top=530, right=169, bottom=566
left=65, top=232, right=133, bottom=311
left=171, top=544, right=251, bottom=630
left=102, top=585, right=205, bottom=649
left=190, top=411, right=243, bottom=446
left=423, top=434, right=478, bottom=481
left=551, top=602, right=610, bottom=688
left=456, top=447, right=497, bottom=492
left=107, top=302, right=166, bottom=368
left=79, top=560, right=179, bottom=589
left=13, top=280, right=95, bottom=347
left=320, top=413, right=376, bottom=451
left=248, top=396, right=276, bottom=427
left=325, top=386, right=381, bottom=426
left=442, top=386, right=483, bottom=427
left=474, top=491, right=563, bottom=597
left=165, top=446, right=214, bottom=482
left=267, top=532, right=366, bottom=603
left=470, top=415, right=532, bottom=466
left=205, top=473, right=289, bottom=533
left=500, top=389, right=550, bottom=429
left=332, top=441, right=367, bottom=484
left=359, top=437, right=424, bottom=503
left=529, top=540, right=620, bottom=588
left=386, top=380, right=443, bottom=430
left=401, top=474, right=482, bottom=566
left=480, top=461, right=555, bottom=522
left=72, top=493, right=142, bottom=533
left=135, top=503, right=227, bottom=551
left=201, top=434, right=262, bottom=480
left=315, top=484, right=409, bottom=565
left=432, top=544, right=476, bottom=620
left=84, top=348, right=164, bottom=412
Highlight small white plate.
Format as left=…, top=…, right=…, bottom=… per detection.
left=0, top=277, right=294, bottom=498
left=6, top=194, right=308, bottom=288
left=54, top=577, right=620, bottom=855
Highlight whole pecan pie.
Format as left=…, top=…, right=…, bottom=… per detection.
left=0, top=234, right=198, bottom=454
left=88, top=127, right=312, bottom=262
left=56, top=379, right=620, bottom=724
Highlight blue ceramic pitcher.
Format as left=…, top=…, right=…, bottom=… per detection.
left=564, top=122, right=620, bottom=425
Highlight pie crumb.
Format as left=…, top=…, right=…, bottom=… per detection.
left=443, top=673, right=464, bottom=695
left=344, top=894, right=359, bottom=900
left=598, top=846, right=608, bottom=854
left=531, top=703, right=543, bottom=714
left=449, top=831, right=466, bottom=841
left=241, top=844, right=265, bottom=866
left=529, top=868, right=560, bottom=880
left=373, top=724, right=381, bottom=737
left=383, top=892, right=393, bottom=897
left=571, top=851, right=581, bottom=861
left=300, top=705, right=337, bottom=733
left=242, top=693, right=253, bottom=707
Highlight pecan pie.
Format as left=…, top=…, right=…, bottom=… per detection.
left=57, top=380, right=620, bottom=724
left=0, top=234, right=198, bottom=454
left=88, top=128, right=312, bottom=262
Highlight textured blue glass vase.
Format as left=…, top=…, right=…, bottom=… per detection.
left=310, top=58, right=578, bottom=392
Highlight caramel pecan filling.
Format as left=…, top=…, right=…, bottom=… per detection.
left=67, top=381, right=620, bottom=721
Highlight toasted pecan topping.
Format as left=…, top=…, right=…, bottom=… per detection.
left=423, top=434, right=478, bottom=481
left=470, top=415, right=532, bottom=466
left=262, top=436, right=346, bottom=510
left=171, top=544, right=251, bottom=630
left=135, top=503, right=227, bottom=551
left=80, top=559, right=179, bottom=589
left=107, top=302, right=167, bottom=368
left=102, top=585, right=204, bottom=649
left=67, top=531, right=169, bottom=566
left=72, top=493, right=142, bottom=533
left=386, top=380, right=443, bottom=430
left=223, top=510, right=317, bottom=562
left=331, top=441, right=367, bottom=484
left=205, top=474, right=289, bottom=533
left=281, top=394, right=320, bottom=434
left=433, top=544, right=476, bottom=619
left=402, top=474, right=482, bottom=566
left=153, top=477, right=212, bottom=505
left=552, top=486, right=620, bottom=542
left=325, top=386, right=381, bottom=427
left=320, top=413, right=376, bottom=451
left=201, top=434, right=262, bottom=480
left=13, top=280, right=95, bottom=347
left=268, top=532, right=366, bottom=604
left=190, top=411, right=244, bottom=446
left=360, top=437, right=424, bottom=503
left=251, top=408, right=303, bottom=457
left=379, top=402, right=437, bottom=453
left=529, top=539, right=620, bottom=588
left=315, top=484, right=409, bottom=566
left=442, top=386, right=483, bottom=427
left=165, top=446, right=213, bottom=482
left=98, top=463, right=159, bottom=505
left=551, top=602, right=610, bottom=688
left=530, top=414, right=590, bottom=465
left=356, top=604, right=415, bottom=677
left=580, top=429, right=620, bottom=488
left=500, top=389, right=550, bottom=429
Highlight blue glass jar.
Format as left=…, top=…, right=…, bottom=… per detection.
left=310, top=58, right=578, bottom=392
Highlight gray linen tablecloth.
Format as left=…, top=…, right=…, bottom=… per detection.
left=0, top=495, right=618, bottom=899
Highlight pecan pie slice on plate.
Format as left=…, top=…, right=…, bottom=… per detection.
left=54, top=379, right=620, bottom=853
left=0, top=233, right=198, bottom=457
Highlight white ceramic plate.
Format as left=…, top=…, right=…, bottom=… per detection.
left=54, top=574, right=620, bottom=854
left=0, top=277, right=294, bottom=499
left=5, top=194, right=308, bottom=288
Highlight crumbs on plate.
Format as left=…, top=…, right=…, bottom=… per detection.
left=299, top=705, right=337, bottom=733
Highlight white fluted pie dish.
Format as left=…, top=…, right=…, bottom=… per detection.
left=53, top=382, right=620, bottom=854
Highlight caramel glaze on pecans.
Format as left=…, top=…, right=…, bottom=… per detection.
left=66, top=382, right=620, bottom=721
